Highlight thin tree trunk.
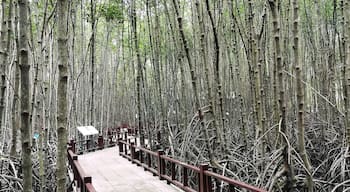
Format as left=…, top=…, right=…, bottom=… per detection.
left=131, top=0, right=145, bottom=146
left=19, top=0, right=32, bottom=191
left=194, top=0, right=214, bottom=162
left=0, top=0, right=9, bottom=138
left=56, top=0, right=69, bottom=191
left=171, top=0, right=201, bottom=112
left=268, top=0, right=295, bottom=191
left=10, top=0, right=19, bottom=157
left=345, top=0, right=350, bottom=147
left=90, top=0, right=95, bottom=126
left=293, top=0, right=313, bottom=190
left=205, top=0, right=226, bottom=157
left=227, top=0, right=248, bottom=149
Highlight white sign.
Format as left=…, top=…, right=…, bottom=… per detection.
left=77, top=126, right=99, bottom=136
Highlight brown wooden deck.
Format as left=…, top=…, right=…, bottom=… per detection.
left=78, top=146, right=182, bottom=192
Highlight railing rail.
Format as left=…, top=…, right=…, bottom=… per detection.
left=66, top=131, right=131, bottom=191
left=118, top=139, right=267, bottom=192
left=67, top=146, right=97, bottom=192
left=70, top=131, right=121, bottom=154
left=66, top=130, right=133, bottom=191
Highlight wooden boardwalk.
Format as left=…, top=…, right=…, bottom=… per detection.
left=78, top=146, right=182, bottom=192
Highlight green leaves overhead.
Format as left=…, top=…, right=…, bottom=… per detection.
left=98, top=1, right=123, bottom=22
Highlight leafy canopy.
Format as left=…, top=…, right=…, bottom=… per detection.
left=97, top=0, right=123, bottom=22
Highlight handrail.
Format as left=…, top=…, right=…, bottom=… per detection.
left=204, top=170, right=265, bottom=192
left=118, top=139, right=267, bottom=192
left=66, top=130, right=133, bottom=192
left=67, top=146, right=97, bottom=192
left=70, top=132, right=119, bottom=154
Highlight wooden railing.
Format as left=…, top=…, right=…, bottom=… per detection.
left=118, top=139, right=267, bottom=192
left=66, top=131, right=130, bottom=191
left=67, top=146, right=97, bottom=192
left=70, top=133, right=119, bottom=154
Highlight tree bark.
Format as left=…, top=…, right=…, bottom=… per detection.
left=131, top=0, right=145, bottom=146
left=205, top=0, right=226, bottom=157
left=56, top=0, right=69, bottom=191
left=345, top=0, right=350, bottom=147
left=171, top=0, right=200, bottom=112
left=0, top=0, right=8, bottom=138
left=293, top=0, right=313, bottom=190
left=90, top=0, right=95, bottom=126
left=268, top=0, right=295, bottom=191
left=19, top=0, right=32, bottom=191
left=10, top=0, right=19, bottom=157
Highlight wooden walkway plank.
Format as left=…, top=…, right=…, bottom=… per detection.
left=78, top=147, right=182, bottom=192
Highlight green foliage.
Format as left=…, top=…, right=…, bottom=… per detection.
left=97, top=1, right=124, bottom=22
left=323, top=0, right=334, bottom=20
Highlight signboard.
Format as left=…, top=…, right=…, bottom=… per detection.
left=77, top=126, right=98, bottom=136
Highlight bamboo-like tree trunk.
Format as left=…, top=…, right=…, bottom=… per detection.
left=293, top=0, right=313, bottom=190
left=205, top=0, right=227, bottom=157
left=195, top=0, right=214, bottom=162
left=171, top=0, right=200, bottom=112
left=56, top=0, right=69, bottom=191
left=131, top=0, right=145, bottom=146
left=255, top=8, right=267, bottom=157
left=345, top=0, right=350, bottom=146
left=10, top=0, right=19, bottom=157
left=162, top=0, right=188, bottom=126
left=146, top=0, right=165, bottom=145
left=90, top=0, right=95, bottom=126
left=153, top=0, right=166, bottom=145
left=37, top=3, right=49, bottom=188
left=0, top=0, right=8, bottom=137
left=19, top=0, right=32, bottom=191
left=227, top=0, right=248, bottom=148
left=69, top=0, right=77, bottom=137
left=268, top=0, right=295, bottom=191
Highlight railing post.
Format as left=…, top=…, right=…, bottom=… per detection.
left=206, top=168, right=212, bottom=192
left=72, top=156, right=78, bottom=181
left=199, top=164, right=209, bottom=192
left=86, top=139, right=90, bottom=152
left=124, top=140, right=127, bottom=156
left=157, top=150, right=165, bottom=180
left=118, top=140, right=123, bottom=153
left=109, top=134, right=113, bottom=145
left=140, top=149, right=144, bottom=164
left=171, top=162, right=176, bottom=180
left=117, top=131, right=120, bottom=141
left=131, top=142, right=135, bottom=162
left=213, top=167, right=220, bottom=191
left=183, top=167, right=188, bottom=187
left=98, top=135, right=104, bottom=150
left=147, top=153, right=151, bottom=172
left=134, top=136, right=138, bottom=146
left=70, top=139, right=76, bottom=153
left=124, top=131, right=127, bottom=140
left=83, top=176, right=92, bottom=192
